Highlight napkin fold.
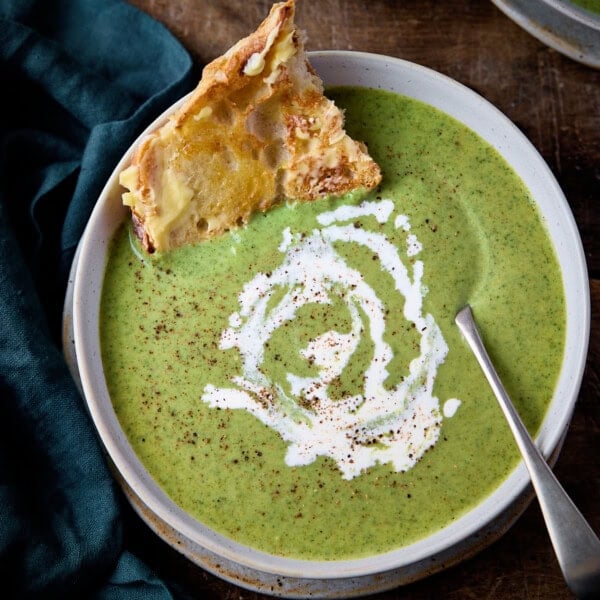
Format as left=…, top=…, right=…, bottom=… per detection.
left=0, top=0, right=195, bottom=596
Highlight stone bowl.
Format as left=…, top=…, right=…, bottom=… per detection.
left=64, top=51, right=590, bottom=598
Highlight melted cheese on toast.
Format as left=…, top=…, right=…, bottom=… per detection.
left=119, top=0, right=381, bottom=252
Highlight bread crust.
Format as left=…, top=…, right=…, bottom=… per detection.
left=120, top=0, right=381, bottom=252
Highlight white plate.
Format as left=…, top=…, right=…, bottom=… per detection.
left=66, top=51, right=590, bottom=597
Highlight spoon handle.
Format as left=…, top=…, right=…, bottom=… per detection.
left=455, top=305, right=600, bottom=599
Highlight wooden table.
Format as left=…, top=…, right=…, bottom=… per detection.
left=125, top=1, right=600, bottom=598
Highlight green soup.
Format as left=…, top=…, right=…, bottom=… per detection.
left=100, top=87, right=565, bottom=560
left=564, top=0, right=600, bottom=15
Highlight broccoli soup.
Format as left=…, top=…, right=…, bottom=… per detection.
left=100, top=87, right=565, bottom=560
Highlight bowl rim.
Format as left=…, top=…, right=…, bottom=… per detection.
left=72, top=49, right=590, bottom=580
left=491, top=0, right=600, bottom=69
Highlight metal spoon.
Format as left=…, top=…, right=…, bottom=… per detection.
left=455, top=305, right=600, bottom=599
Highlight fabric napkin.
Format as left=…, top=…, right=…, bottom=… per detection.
left=0, top=0, right=196, bottom=596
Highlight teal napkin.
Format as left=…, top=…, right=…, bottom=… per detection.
left=0, top=0, right=195, bottom=596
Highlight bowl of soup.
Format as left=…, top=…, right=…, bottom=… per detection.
left=65, top=51, right=589, bottom=597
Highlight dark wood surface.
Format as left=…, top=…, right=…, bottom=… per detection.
left=124, top=1, right=600, bottom=598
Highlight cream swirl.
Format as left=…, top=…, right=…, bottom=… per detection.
left=202, top=199, right=453, bottom=479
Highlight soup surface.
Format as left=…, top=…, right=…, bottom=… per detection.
left=565, top=0, right=600, bottom=15
left=100, top=87, right=565, bottom=560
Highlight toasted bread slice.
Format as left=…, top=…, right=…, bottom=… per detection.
left=119, top=0, right=381, bottom=253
